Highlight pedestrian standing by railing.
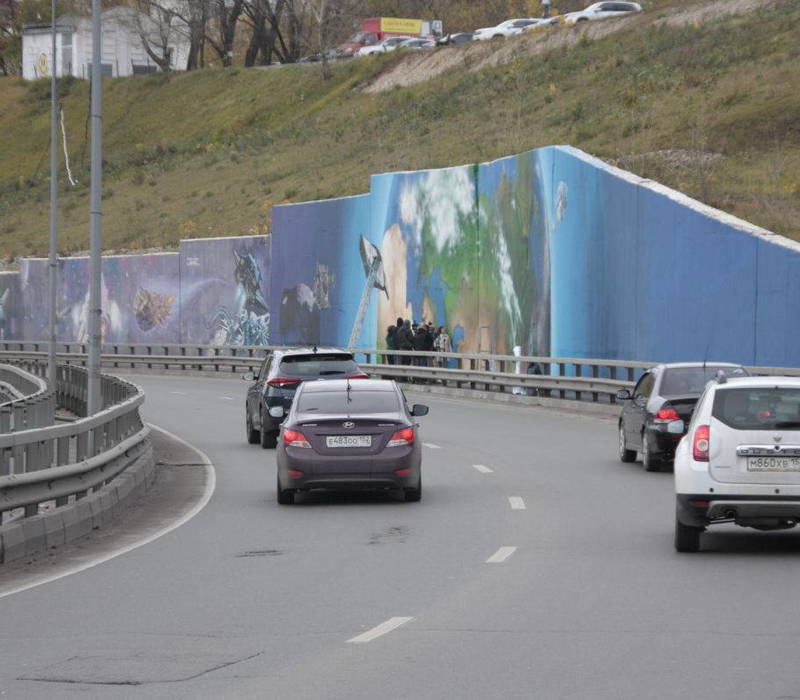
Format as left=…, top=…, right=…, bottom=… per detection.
left=385, top=325, right=396, bottom=365
left=434, top=326, right=451, bottom=367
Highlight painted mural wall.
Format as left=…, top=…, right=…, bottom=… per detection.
left=3, top=145, right=798, bottom=368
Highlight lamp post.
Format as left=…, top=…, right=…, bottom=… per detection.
left=47, top=0, right=57, bottom=387
left=87, top=0, right=103, bottom=424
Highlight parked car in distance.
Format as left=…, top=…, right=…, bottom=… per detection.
left=243, top=348, right=368, bottom=449
left=474, top=18, right=542, bottom=40
left=398, top=37, right=436, bottom=50
left=436, top=32, right=474, bottom=46
left=274, top=378, right=429, bottom=504
left=564, top=1, right=642, bottom=24
left=674, top=375, right=800, bottom=552
left=357, top=36, right=410, bottom=55
left=617, top=362, right=749, bottom=471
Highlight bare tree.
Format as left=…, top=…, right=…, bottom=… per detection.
left=127, top=0, right=188, bottom=73
left=0, top=0, right=18, bottom=76
left=300, top=0, right=359, bottom=78
left=205, top=0, right=245, bottom=67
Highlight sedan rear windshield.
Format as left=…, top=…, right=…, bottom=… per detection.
left=713, top=387, right=800, bottom=430
left=661, top=366, right=747, bottom=396
left=278, top=354, right=358, bottom=377
left=297, top=391, right=400, bottom=414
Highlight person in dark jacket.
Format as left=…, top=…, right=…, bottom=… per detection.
left=396, top=320, right=414, bottom=366
left=386, top=325, right=396, bottom=365
left=413, top=325, right=428, bottom=366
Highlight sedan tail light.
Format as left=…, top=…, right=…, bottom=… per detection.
left=345, top=373, right=370, bottom=380
left=268, top=376, right=301, bottom=388
left=388, top=427, right=415, bottom=447
left=654, top=407, right=681, bottom=423
left=693, top=425, right=710, bottom=462
left=283, top=429, right=311, bottom=448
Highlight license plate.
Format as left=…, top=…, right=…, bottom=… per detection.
left=747, top=456, right=800, bottom=472
left=326, top=435, right=371, bottom=448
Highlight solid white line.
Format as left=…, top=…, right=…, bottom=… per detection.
left=473, top=464, right=493, bottom=474
left=347, top=617, right=414, bottom=644
left=422, top=442, right=441, bottom=449
left=0, top=423, right=216, bottom=600
left=170, top=391, right=187, bottom=395
left=219, top=396, right=233, bottom=401
left=508, top=496, right=526, bottom=510
left=486, top=546, right=517, bottom=564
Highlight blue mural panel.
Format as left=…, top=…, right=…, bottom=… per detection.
left=180, top=236, right=270, bottom=346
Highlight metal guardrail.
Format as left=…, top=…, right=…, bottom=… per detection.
left=0, top=360, right=147, bottom=523
left=2, top=341, right=798, bottom=407
left=0, top=361, right=56, bottom=432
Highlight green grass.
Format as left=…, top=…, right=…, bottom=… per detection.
left=0, top=0, right=798, bottom=258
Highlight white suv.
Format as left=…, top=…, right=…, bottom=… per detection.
left=564, top=2, right=642, bottom=24
left=674, top=375, right=800, bottom=552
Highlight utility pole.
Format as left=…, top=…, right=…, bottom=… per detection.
left=87, top=0, right=102, bottom=423
left=47, top=0, right=58, bottom=387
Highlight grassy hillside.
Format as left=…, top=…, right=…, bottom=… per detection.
left=0, top=0, right=798, bottom=259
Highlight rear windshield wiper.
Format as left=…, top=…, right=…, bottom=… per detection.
left=775, top=421, right=800, bottom=429
left=319, top=370, right=346, bottom=375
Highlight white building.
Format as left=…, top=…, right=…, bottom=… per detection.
left=22, top=6, right=190, bottom=80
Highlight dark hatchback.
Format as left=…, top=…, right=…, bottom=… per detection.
left=617, top=362, right=749, bottom=471
left=274, top=379, right=429, bottom=504
left=243, top=348, right=368, bottom=448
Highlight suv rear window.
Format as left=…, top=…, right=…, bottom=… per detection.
left=297, top=391, right=400, bottom=414
left=713, top=387, right=800, bottom=430
left=278, top=354, right=359, bottom=378
left=661, top=366, right=747, bottom=396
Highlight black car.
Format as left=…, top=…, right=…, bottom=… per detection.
left=436, top=32, right=474, bottom=46
left=244, top=348, right=368, bottom=448
left=616, top=362, right=749, bottom=471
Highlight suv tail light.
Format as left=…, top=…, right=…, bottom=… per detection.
left=693, top=425, right=710, bottom=462
left=388, top=427, right=414, bottom=447
left=268, top=377, right=300, bottom=388
left=654, top=407, right=681, bottom=423
left=283, top=429, right=311, bottom=448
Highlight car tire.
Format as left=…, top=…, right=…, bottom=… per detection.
left=674, top=515, right=703, bottom=552
left=277, top=475, right=294, bottom=505
left=576, top=17, right=588, bottom=22
left=260, top=415, right=278, bottom=449
left=642, top=432, right=659, bottom=472
left=404, top=476, right=422, bottom=502
left=618, top=423, right=636, bottom=463
left=246, top=410, right=259, bottom=445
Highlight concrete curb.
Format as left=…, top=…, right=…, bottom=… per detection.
left=0, top=439, right=156, bottom=564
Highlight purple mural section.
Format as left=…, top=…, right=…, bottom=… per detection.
left=180, top=236, right=271, bottom=346
left=0, top=272, right=21, bottom=341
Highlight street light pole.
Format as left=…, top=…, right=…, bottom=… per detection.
left=87, top=0, right=103, bottom=421
left=47, top=0, right=58, bottom=387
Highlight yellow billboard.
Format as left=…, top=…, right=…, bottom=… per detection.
left=380, top=17, right=423, bottom=35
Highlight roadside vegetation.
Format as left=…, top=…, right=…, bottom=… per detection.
left=0, top=0, right=797, bottom=259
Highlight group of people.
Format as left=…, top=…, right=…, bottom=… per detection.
left=385, top=318, right=452, bottom=367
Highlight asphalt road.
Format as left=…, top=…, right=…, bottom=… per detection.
left=2, top=373, right=800, bottom=699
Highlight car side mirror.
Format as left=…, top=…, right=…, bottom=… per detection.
left=242, top=371, right=255, bottom=381
left=616, top=389, right=632, bottom=401
left=269, top=406, right=285, bottom=419
left=411, top=404, right=429, bottom=417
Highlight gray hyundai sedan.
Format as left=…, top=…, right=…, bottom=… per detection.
left=273, top=378, right=429, bottom=504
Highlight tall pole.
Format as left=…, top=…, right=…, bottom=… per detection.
left=47, top=0, right=58, bottom=387
left=87, top=0, right=102, bottom=419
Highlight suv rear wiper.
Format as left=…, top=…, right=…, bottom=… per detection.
left=775, top=421, right=800, bottom=429
left=319, top=370, right=346, bottom=375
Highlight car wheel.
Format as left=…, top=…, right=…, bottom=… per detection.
left=674, top=515, right=703, bottom=552
left=246, top=410, right=259, bottom=445
left=618, top=423, right=636, bottom=463
left=493, top=33, right=504, bottom=39
left=277, top=474, right=294, bottom=505
left=404, top=476, right=422, bottom=502
left=642, top=432, right=659, bottom=472
left=260, top=415, right=278, bottom=449
left=576, top=17, right=588, bottom=22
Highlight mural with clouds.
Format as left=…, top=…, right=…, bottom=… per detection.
left=3, top=146, right=799, bottom=368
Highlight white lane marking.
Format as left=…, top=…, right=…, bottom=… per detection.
left=473, top=464, right=493, bottom=474
left=347, top=617, right=414, bottom=644
left=508, top=497, right=526, bottom=510
left=170, top=391, right=187, bottom=395
left=220, top=396, right=233, bottom=401
left=422, top=442, right=441, bottom=449
left=0, top=424, right=216, bottom=600
left=486, top=546, right=517, bottom=564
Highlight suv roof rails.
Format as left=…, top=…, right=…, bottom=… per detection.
left=716, top=370, right=728, bottom=384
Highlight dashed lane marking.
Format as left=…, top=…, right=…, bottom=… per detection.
left=170, top=391, right=187, bottom=395
left=422, top=442, right=441, bottom=449
left=473, top=464, right=493, bottom=474
left=486, top=546, right=517, bottom=564
left=220, top=396, right=233, bottom=400
left=508, top=497, right=526, bottom=510
left=347, top=617, right=414, bottom=644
